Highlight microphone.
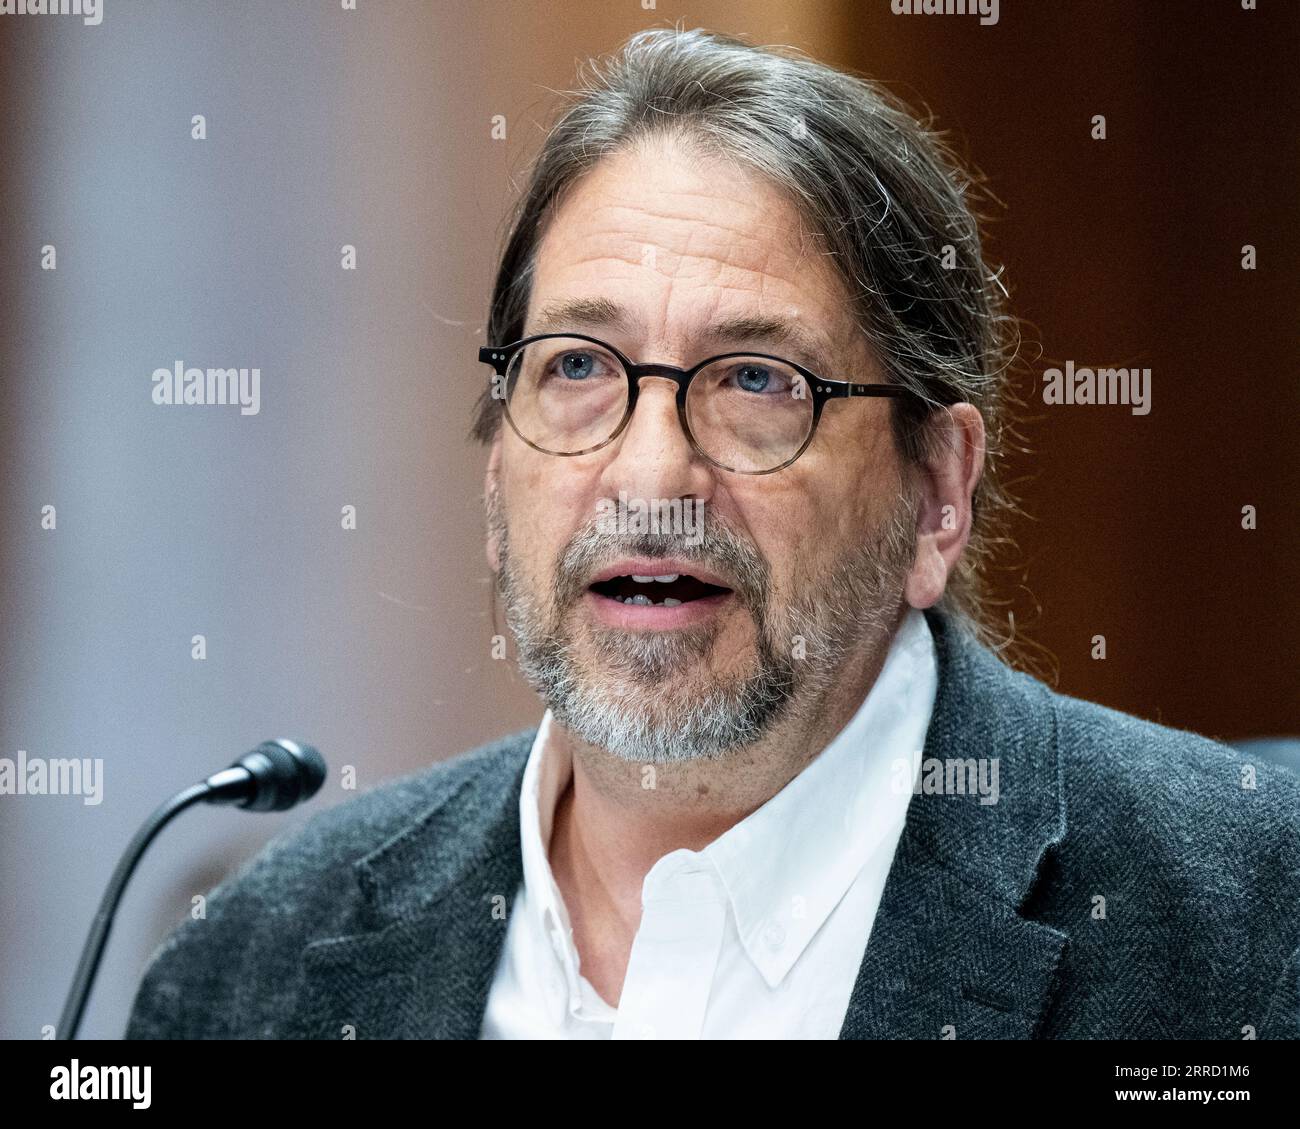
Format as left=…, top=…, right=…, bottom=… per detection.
left=56, top=739, right=327, bottom=1040
left=203, top=738, right=327, bottom=811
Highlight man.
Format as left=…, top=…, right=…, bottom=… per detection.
left=126, top=27, right=1299, bottom=1040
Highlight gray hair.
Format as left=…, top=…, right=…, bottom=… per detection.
left=472, top=26, right=1021, bottom=650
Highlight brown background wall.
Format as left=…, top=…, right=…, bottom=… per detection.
left=824, top=0, right=1299, bottom=738
left=475, top=0, right=1299, bottom=740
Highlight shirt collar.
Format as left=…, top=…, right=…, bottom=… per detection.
left=704, top=606, right=937, bottom=985
left=518, top=710, right=590, bottom=1016
left=518, top=605, right=938, bottom=993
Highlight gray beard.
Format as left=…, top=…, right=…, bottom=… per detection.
left=489, top=492, right=917, bottom=765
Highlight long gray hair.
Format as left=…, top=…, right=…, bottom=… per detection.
left=472, top=26, right=1021, bottom=651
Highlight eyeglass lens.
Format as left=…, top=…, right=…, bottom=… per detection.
left=504, top=336, right=814, bottom=473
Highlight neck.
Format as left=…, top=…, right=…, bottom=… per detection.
left=548, top=605, right=906, bottom=931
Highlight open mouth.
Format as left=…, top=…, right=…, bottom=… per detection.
left=588, top=572, right=732, bottom=607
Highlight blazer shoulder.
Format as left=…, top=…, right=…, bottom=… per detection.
left=1045, top=686, right=1300, bottom=937
left=283, top=726, right=537, bottom=863
left=1048, top=687, right=1300, bottom=835
left=123, top=727, right=536, bottom=1038
left=1029, top=687, right=1300, bottom=1035
left=193, top=725, right=535, bottom=923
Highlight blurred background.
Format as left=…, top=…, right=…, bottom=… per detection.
left=1, top=0, right=1295, bottom=1039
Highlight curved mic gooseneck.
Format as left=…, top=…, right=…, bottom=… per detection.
left=56, top=738, right=326, bottom=1040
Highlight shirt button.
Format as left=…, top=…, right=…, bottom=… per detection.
left=762, top=920, right=786, bottom=949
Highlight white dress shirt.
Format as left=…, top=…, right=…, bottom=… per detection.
left=479, top=606, right=937, bottom=1039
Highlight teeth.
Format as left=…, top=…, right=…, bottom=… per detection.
left=620, top=595, right=685, bottom=607
left=661, top=598, right=682, bottom=607
left=625, top=594, right=654, bottom=606
left=631, top=573, right=679, bottom=584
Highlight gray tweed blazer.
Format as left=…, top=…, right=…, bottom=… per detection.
left=124, top=609, right=1300, bottom=1039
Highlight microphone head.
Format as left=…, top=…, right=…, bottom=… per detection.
left=233, top=739, right=327, bottom=811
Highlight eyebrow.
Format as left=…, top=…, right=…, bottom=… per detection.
left=527, top=296, right=841, bottom=376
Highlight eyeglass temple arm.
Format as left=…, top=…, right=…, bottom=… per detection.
left=815, top=378, right=913, bottom=399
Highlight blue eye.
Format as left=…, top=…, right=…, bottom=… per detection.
left=559, top=352, right=596, bottom=380
left=734, top=364, right=773, bottom=393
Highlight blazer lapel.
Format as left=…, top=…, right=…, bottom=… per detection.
left=291, top=747, right=531, bottom=1039
left=839, top=611, right=1070, bottom=1039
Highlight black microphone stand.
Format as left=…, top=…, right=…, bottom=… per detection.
left=56, top=738, right=324, bottom=1039
left=57, top=782, right=211, bottom=1040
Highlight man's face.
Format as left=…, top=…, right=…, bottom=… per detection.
left=487, top=132, right=919, bottom=763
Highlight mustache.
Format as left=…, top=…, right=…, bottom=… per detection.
left=552, top=510, right=771, bottom=615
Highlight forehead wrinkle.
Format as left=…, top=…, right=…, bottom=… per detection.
left=575, top=199, right=802, bottom=271
left=529, top=289, right=846, bottom=376
left=533, top=200, right=858, bottom=373
left=587, top=194, right=784, bottom=239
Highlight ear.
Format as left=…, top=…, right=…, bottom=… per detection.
left=903, top=403, right=985, bottom=610
left=484, top=434, right=503, bottom=574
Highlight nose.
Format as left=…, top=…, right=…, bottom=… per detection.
left=597, top=375, right=715, bottom=507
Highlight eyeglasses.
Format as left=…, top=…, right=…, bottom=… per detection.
left=477, top=332, right=916, bottom=474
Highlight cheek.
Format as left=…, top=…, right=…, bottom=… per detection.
left=819, top=407, right=902, bottom=533
left=736, top=407, right=899, bottom=586
left=724, top=471, right=840, bottom=601
left=499, top=443, right=598, bottom=574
